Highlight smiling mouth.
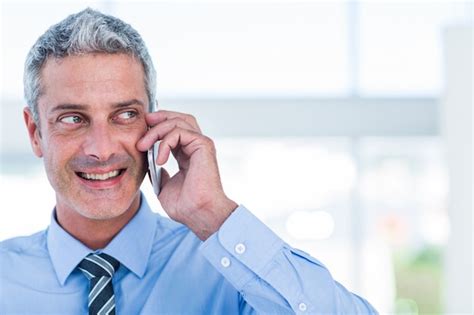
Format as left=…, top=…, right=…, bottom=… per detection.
left=77, top=169, right=125, bottom=181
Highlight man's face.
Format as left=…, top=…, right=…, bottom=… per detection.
left=25, top=53, right=149, bottom=220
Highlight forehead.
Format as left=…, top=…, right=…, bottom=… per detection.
left=39, top=53, right=147, bottom=110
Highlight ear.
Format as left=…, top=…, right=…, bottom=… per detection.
left=23, top=107, right=43, bottom=158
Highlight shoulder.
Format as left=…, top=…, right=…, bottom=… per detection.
left=0, top=230, right=48, bottom=257
left=151, top=214, right=207, bottom=258
left=154, top=214, right=197, bottom=243
left=150, top=215, right=225, bottom=275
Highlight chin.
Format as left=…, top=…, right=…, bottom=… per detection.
left=78, top=207, right=129, bottom=221
left=53, top=166, right=145, bottom=222
left=70, top=189, right=141, bottom=221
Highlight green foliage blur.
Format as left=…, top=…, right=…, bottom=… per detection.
left=394, top=246, right=442, bottom=315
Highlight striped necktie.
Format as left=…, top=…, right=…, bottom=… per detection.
left=78, top=253, right=120, bottom=315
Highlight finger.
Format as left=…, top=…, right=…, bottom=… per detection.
left=136, top=118, right=197, bottom=151
left=146, top=110, right=202, bottom=133
left=157, top=127, right=214, bottom=166
left=158, top=167, right=170, bottom=194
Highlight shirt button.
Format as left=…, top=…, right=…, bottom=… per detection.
left=235, top=243, right=246, bottom=254
left=298, top=302, right=307, bottom=312
left=220, top=256, right=231, bottom=268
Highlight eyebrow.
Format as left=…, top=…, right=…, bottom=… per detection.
left=50, top=103, right=88, bottom=113
left=112, top=99, right=146, bottom=109
left=50, top=99, right=146, bottom=113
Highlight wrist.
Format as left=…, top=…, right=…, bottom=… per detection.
left=193, top=197, right=238, bottom=241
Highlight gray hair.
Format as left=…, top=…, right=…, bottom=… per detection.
left=24, top=8, right=156, bottom=123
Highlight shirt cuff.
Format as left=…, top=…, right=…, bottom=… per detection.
left=199, top=205, right=285, bottom=290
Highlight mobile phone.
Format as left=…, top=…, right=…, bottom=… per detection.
left=147, top=101, right=161, bottom=195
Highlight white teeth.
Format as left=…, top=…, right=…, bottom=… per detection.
left=80, top=170, right=120, bottom=181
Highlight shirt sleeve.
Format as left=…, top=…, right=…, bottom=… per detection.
left=199, top=205, right=379, bottom=315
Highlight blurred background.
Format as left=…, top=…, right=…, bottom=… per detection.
left=0, top=1, right=472, bottom=314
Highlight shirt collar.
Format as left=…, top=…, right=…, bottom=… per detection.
left=47, top=194, right=157, bottom=286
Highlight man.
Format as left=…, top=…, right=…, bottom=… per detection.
left=0, top=8, right=377, bottom=314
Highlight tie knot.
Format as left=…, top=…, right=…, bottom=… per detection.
left=78, top=253, right=120, bottom=279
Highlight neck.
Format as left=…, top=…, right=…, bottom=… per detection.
left=55, top=195, right=141, bottom=250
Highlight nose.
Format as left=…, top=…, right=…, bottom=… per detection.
left=82, top=122, right=120, bottom=161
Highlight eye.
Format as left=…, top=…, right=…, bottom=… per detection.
left=59, top=115, right=83, bottom=124
left=115, top=110, right=138, bottom=122
left=118, top=111, right=137, bottom=119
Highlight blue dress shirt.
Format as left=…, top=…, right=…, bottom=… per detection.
left=0, top=195, right=377, bottom=314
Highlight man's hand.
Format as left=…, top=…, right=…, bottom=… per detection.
left=137, top=110, right=238, bottom=241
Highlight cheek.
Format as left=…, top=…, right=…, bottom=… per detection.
left=122, top=128, right=147, bottom=167
left=41, top=147, right=73, bottom=191
left=41, top=133, right=83, bottom=174
left=124, top=122, right=147, bottom=152
left=42, top=140, right=75, bottom=176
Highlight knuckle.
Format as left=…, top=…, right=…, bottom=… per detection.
left=165, top=117, right=178, bottom=126
left=152, top=127, right=163, bottom=140
left=186, top=114, right=198, bottom=124
left=202, top=136, right=216, bottom=151
left=202, top=135, right=212, bottom=144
